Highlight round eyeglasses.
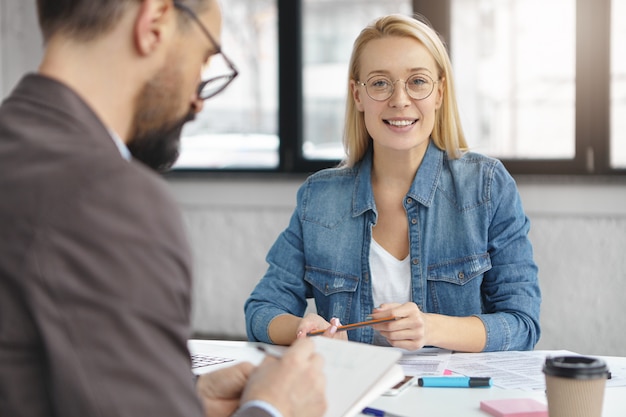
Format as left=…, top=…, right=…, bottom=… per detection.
left=356, top=74, right=438, bottom=102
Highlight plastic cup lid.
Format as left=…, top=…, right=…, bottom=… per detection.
left=543, top=356, right=609, bottom=380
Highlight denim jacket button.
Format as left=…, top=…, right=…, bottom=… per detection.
left=412, top=258, right=419, bottom=265
left=458, top=272, right=465, bottom=280
left=406, top=198, right=413, bottom=204
left=411, top=218, right=417, bottom=225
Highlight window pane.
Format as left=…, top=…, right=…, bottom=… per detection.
left=611, top=0, right=626, bottom=168
left=302, top=0, right=412, bottom=161
left=173, top=1, right=278, bottom=170
left=451, top=0, right=576, bottom=159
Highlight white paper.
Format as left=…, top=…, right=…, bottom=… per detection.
left=393, top=347, right=452, bottom=376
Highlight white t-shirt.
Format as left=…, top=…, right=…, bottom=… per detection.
left=369, top=237, right=411, bottom=345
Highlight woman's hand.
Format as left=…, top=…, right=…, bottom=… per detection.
left=370, top=302, right=428, bottom=351
left=371, top=303, right=487, bottom=352
left=295, top=313, right=348, bottom=341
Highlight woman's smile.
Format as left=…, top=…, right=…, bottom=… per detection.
left=384, top=118, right=418, bottom=128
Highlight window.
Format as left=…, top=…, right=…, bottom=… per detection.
left=611, top=0, right=626, bottom=168
left=171, top=0, right=625, bottom=175
left=174, top=0, right=279, bottom=170
left=451, top=0, right=576, bottom=160
left=301, top=0, right=412, bottom=161
left=172, top=0, right=412, bottom=172
left=415, top=0, right=623, bottom=175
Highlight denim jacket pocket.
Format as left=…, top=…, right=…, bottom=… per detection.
left=305, top=266, right=359, bottom=294
left=427, top=253, right=492, bottom=286
left=304, top=266, right=359, bottom=320
left=426, top=253, right=492, bottom=315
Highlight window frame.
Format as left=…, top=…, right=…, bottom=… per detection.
left=168, top=0, right=625, bottom=176
left=416, top=0, right=621, bottom=176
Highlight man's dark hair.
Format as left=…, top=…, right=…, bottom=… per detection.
left=36, top=0, right=132, bottom=43
left=36, top=0, right=209, bottom=43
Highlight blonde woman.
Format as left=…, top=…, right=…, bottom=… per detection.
left=245, top=14, right=540, bottom=352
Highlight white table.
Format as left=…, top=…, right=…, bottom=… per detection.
left=189, top=340, right=626, bottom=417
left=363, top=356, right=626, bottom=417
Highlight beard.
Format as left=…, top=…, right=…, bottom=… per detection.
left=127, top=109, right=195, bottom=173
left=127, top=69, right=196, bottom=173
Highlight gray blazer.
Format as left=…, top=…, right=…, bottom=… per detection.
left=0, top=74, right=211, bottom=417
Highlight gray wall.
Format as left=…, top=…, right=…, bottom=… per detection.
left=4, top=1, right=626, bottom=357
left=0, top=1, right=41, bottom=98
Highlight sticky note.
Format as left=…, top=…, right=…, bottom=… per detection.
left=479, top=398, right=548, bottom=417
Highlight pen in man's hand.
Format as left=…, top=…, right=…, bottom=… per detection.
left=417, top=376, right=492, bottom=388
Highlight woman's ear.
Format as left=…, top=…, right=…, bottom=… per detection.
left=351, top=79, right=365, bottom=112
left=133, top=0, right=174, bottom=56
left=435, top=76, right=445, bottom=109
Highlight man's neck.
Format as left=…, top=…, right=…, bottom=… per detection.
left=38, top=35, right=143, bottom=144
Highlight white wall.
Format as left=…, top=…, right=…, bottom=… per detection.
left=168, top=176, right=626, bottom=357
left=4, top=0, right=626, bottom=357
left=515, top=179, right=626, bottom=356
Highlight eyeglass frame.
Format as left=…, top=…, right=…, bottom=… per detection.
left=173, top=1, right=239, bottom=100
left=356, top=73, right=439, bottom=102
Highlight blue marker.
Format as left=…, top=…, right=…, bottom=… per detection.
left=417, top=376, right=492, bottom=388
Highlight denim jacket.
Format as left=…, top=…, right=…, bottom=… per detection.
left=245, top=141, right=541, bottom=351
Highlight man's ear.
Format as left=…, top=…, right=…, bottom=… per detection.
left=133, top=0, right=174, bottom=56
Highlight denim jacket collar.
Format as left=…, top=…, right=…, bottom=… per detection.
left=352, top=140, right=444, bottom=217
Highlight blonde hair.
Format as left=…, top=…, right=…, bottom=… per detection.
left=342, top=14, right=468, bottom=167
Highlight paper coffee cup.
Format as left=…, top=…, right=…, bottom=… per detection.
left=543, top=356, right=609, bottom=417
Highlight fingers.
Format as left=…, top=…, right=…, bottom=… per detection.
left=195, top=362, right=257, bottom=417
left=297, top=317, right=346, bottom=339
left=196, top=361, right=255, bottom=396
left=281, top=338, right=327, bottom=417
left=325, top=317, right=341, bottom=336
left=372, top=302, right=411, bottom=316
left=319, top=317, right=347, bottom=340
left=285, top=336, right=316, bottom=358
left=296, top=314, right=335, bottom=338
left=372, top=303, right=426, bottom=350
left=242, top=337, right=327, bottom=417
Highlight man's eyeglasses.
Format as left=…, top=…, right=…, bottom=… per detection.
left=356, top=74, right=438, bottom=102
left=173, top=1, right=239, bottom=100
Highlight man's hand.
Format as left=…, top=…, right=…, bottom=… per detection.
left=241, top=337, right=327, bottom=417
left=196, top=362, right=255, bottom=417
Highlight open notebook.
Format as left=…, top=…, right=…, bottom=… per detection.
left=188, top=338, right=404, bottom=417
